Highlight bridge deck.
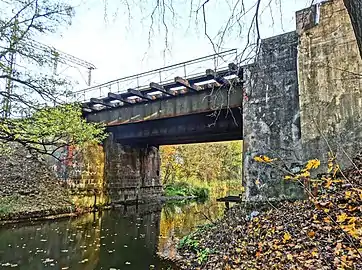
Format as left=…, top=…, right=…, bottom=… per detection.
left=82, top=64, right=243, bottom=114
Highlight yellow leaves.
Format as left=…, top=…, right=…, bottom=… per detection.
left=325, top=179, right=333, bottom=189
left=299, top=171, right=311, bottom=178
left=253, top=155, right=276, bottom=163
left=331, top=164, right=340, bottom=177
left=304, top=159, right=321, bottom=171
left=283, top=232, right=291, bottom=243
left=284, top=171, right=310, bottom=181
left=327, top=152, right=340, bottom=177
left=347, top=217, right=357, bottom=224
left=284, top=159, right=320, bottom=181
left=286, top=254, right=293, bottom=261
left=327, top=161, right=334, bottom=173
left=351, top=188, right=362, bottom=200
left=336, top=212, right=348, bottom=223
left=345, top=191, right=352, bottom=199
left=311, top=248, right=319, bottom=257
left=341, top=223, right=360, bottom=238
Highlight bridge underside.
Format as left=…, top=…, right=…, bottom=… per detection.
left=103, top=107, right=241, bottom=204
left=107, top=107, right=242, bottom=145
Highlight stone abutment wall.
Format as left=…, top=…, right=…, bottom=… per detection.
left=52, top=137, right=162, bottom=206
left=104, top=134, right=162, bottom=203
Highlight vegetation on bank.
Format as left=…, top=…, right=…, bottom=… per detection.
left=160, top=141, right=243, bottom=200
left=164, top=181, right=209, bottom=199
left=160, top=141, right=242, bottom=184
left=174, top=153, right=362, bottom=269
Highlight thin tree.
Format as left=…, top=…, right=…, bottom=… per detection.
left=0, top=0, right=105, bottom=158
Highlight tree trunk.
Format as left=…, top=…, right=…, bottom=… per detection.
left=344, top=0, right=362, bottom=59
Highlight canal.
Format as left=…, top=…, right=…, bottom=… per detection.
left=0, top=199, right=226, bottom=269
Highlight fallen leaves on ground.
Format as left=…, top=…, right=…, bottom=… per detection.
left=175, top=153, right=362, bottom=269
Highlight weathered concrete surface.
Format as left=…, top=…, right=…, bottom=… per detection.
left=104, top=134, right=163, bottom=203
left=243, top=31, right=304, bottom=201
left=298, top=0, right=362, bottom=172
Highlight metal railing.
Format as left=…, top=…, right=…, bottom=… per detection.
left=71, top=49, right=237, bottom=102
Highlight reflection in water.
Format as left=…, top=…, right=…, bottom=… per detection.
left=158, top=201, right=225, bottom=260
left=0, top=200, right=225, bottom=269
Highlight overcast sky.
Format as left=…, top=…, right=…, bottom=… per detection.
left=40, top=0, right=319, bottom=91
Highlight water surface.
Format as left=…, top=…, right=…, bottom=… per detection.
left=0, top=200, right=225, bottom=269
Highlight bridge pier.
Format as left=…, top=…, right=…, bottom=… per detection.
left=104, top=134, right=162, bottom=203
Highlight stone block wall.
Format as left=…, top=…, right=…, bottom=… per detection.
left=51, top=136, right=162, bottom=205
left=51, top=143, right=107, bottom=207
left=298, top=0, right=362, bottom=171
left=104, top=134, right=163, bottom=203
left=243, top=31, right=304, bottom=201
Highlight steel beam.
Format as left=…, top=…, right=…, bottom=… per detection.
left=149, top=82, right=174, bottom=96
left=127, top=88, right=153, bottom=101
left=174, top=76, right=200, bottom=92
left=205, top=69, right=230, bottom=85
left=108, top=92, right=133, bottom=104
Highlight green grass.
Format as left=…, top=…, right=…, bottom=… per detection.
left=178, top=229, right=213, bottom=265
left=0, top=196, right=18, bottom=216
left=164, top=181, right=209, bottom=200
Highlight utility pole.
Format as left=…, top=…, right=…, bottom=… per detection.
left=27, top=39, right=96, bottom=86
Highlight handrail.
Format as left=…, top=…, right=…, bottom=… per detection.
left=74, top=49, right=237, bottom=95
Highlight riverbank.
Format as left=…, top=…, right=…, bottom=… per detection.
left=171, top=156, right=362, bottom=269
left=0, top=149, right=79, bottom=223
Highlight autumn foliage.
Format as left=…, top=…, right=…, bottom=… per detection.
left=160, top=141, right=242, bottom=184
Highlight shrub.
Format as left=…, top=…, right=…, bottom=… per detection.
left=164, top=181, right=210, bottom=199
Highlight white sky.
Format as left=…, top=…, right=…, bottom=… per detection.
left=39, top=0, right=318, bottom=92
